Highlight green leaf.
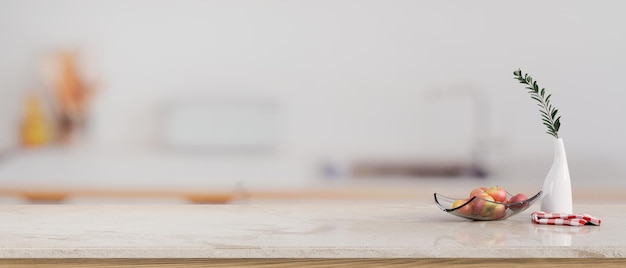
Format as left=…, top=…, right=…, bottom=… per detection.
left=543, top=122, right=555, bottom=131
left=513, top=69, right=562, bottom=138
left=554, top=117, right=561, bottom=131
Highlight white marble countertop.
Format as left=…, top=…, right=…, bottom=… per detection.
left=0, top=203, right=623, bottom=258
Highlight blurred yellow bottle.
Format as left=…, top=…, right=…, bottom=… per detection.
left=21, top=93, right=52, bottom=147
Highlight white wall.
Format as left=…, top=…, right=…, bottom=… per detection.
left=1, top=0, right=625, bottom=182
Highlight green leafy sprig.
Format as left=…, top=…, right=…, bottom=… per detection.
left=513, top=69, right=561, bottom=139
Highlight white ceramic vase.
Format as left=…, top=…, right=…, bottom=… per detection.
left=540, top=138, right=573, bottom=213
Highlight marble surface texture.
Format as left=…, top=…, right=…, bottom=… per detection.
left=0, top=203, right=623, bottom=258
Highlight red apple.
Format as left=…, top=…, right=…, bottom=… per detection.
left=453, top=199, right=473, bottom=216
left=507, top=193, right=529, bottom=211
left=469, top=187, right=488, bottom=199
left=473, top=193, right=496, bottom=217
left=485, top=186, right=507, bottom=202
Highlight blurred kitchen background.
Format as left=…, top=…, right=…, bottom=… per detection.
left=1, top=0, right=625, bottom=204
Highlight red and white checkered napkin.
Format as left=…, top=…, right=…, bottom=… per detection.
left=531, top=211, right=602, bottom=226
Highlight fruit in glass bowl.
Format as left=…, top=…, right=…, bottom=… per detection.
left=434, top=188, right=542, bottom=221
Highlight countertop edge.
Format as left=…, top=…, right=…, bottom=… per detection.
left=1, top=246, right=625, bottom=259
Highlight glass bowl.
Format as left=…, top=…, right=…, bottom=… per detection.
left=434, top=190, right=542, bottom=221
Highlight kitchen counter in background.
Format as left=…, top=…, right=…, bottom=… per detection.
left=1, top=204, right=625, bottom=267
left=0, top=149, right=622, bottom=205
left=1, top=176, right=624, bottom=205
left=2, top=145, right=626, bottom=205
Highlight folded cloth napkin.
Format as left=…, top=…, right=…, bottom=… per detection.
left=531, top=211, right=601, bottom=226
